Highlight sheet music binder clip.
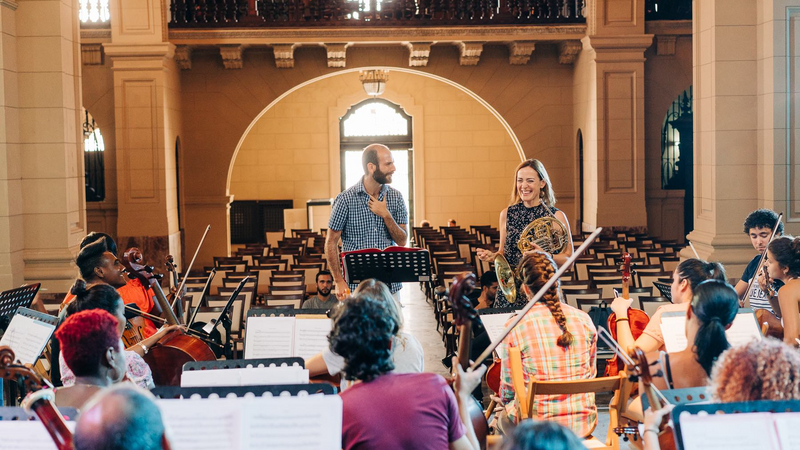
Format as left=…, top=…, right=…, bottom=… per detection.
left=341, top=247, right=431, bottom=285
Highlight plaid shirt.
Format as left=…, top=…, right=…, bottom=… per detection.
left=497, top=302, right=598, bottom=437
left=329, top=178, right=408, bottom=293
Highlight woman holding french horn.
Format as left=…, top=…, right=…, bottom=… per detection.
left=476, top=159, right=574, bottom=309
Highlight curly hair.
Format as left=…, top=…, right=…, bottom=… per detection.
left=329, top=295, right=398, bottom=382
left=676, top=259, right=727, bottom=292
left=501, top=420, right=585, bottom=450
left=518, top=252, right=572, bottom=348
left=710, top=338, right=800, bottom=402
left=768, top=236, right=800, bottom=278
left=56, top=309, right=121, bottom=377
left=65, top=280, right=123, bottom=318
left=690, top=280, right=738, bottom=376
left=743, top=209, right=784, bottom=235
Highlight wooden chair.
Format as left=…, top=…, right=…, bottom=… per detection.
left=563, top=289, right=602, bottom=309
left=264, top=294, right=303, bottom=309
left=638, top=296, right=670, bottom=317
left=508, top=347, right=630, bottom=450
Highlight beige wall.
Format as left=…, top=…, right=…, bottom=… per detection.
left=229, top=71, right=523, bottom=229
left=182, top=44, right=576, bottom=261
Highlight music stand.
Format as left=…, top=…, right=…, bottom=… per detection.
left=202, top=276, right=248, bottom=358
left=0, top=284, right=40, bottom=320
left=341, top=247, right=431, bottom=285
left=652, top=281, right=672, bottom=301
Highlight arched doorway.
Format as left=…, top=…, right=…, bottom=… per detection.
left=661, top=87, right=693, bottom=237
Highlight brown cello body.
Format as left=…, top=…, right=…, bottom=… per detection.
left=144, top=330, right=216, bottom=386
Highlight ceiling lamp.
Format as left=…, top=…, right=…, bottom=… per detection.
left=360, top=70, right=389, bottom=97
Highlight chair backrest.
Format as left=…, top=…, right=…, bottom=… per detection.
left=638, top=296, right=670, bottom=317
left=563, top=289, right=602, bottom=309
left=217, top=287, right=255, bottom=333
left=639, top=271, right=674, bottom=291
left=264, top=295, right=303, bottom=308
left=265, top=230, right=285, bottom=248
left=592, top=279, right=623, bottom=298
left=576, top=298, right=609, bottom=314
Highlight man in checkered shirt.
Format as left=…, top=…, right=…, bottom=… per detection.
left=325, top=144, right=408, bottom=299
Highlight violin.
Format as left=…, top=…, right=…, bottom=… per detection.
left=448, top=273, right=489, bottom=449
left=628, top=347, right=676, bottom=450
left=0, top=347, right=74, bottom=450
left=121, top=248, right=216, bottom=386
left=606, top=253, right=650, bottom=377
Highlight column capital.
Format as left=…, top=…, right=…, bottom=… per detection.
left=581, top=35, right=654, bottom=63
left=103, top=43, right=176, bottom=71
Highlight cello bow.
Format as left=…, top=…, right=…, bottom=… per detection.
left=171, top=224, right=211, bottom=312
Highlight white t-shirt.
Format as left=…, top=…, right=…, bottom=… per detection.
left=322, top=331, right=425, bottom=390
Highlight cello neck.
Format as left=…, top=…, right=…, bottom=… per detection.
left=151, top=281, right=181, bottom=326
left=457, top=322, right=472, bottom=371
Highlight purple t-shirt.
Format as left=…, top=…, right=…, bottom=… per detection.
left=341, top=372, right=466, bottom=450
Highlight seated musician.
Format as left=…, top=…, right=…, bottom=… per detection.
left=301, top=270, right=337, bottom=310
left=74, top=385, right=171, bottom=450
left=500, top=420, right=584, bottom=450
left=611, top=259, right=727, bottom=354
left=61, top=281, right=180, bottom=389
left=475, top=271, right=498, bottom=310
left=53, top=310, right=128, bottom=410
left=710, top=338, right=800, bottom=402
left=305, top=279, right=424, bottom=388
left=734, top=209, right=784, bottom=314
left=647, top=280, right=738, bottom=390
left=331, top=294, right=485, bottom=450
left=497, top=252, right=597, bottom=437
left=764, top=236, right=800, bottom=345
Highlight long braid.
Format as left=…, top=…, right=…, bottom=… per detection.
left=519, top=252, right=573, bottom=348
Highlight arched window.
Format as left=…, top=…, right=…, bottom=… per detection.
left=79, top=0, right=110, bottom=23
left=83, top=109, right=105, bottom=202
left=340, top=99, right=414, bottom=224
left=661, top=87, right=692, bottom=190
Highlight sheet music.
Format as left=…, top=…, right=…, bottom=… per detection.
left=0, top=313, right=56, bottom=365
left=244, top=317, right=295, bottom=359
left=243, top=396, right=342, bottom=450
left=479, top=313, right=516, bottom=345
left=181, top=366, right=308, bottom=387
left=679, top=412, right=780, bottom=450
left=661, top=310, right=761, bottom=353
left=293, top=317, right=332, bottom=361
left=159, top=398, right=242, bottom=450
left=774, top=412, right=800, bottom=450
left=0, top=421, right=76, bottom=450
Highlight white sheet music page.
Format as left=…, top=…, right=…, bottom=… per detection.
left=725, top=311, right=762, bottom=347
left=774, top=412, right=800, bottom=450
left=0, top=421, right=76, bottom=450
left=158, top=398, right=242, bottom=450
left=238, top=366, right=309, bottom=385
left=293, top=317, right=332, bottom=360
left=244, top=316, right=295, bottom=359
left=480, top=313, right=516, bottom=346
left=243, top=395, right=342, bottom=450
left=0, top=313, right=56, bottom=365
left=679, top=412, right=780, bottom=450
left=661, top=310, right=762, bottom=353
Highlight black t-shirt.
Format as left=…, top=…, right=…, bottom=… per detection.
left=741, top=255, right=782, bottom=313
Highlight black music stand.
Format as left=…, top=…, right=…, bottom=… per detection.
left=652, top=281, right=672, bottom=301
left=341, top=249, right=431, bottom=285
left=0, top=284, right=41, bottom=323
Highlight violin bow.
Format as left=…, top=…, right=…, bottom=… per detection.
left=470, top=227, right=603, bottom=371
left=171, top=224, right=211, bottom=312
left=597, top=327, right=669, bottom=405
left=742, top=212, right=783, bottom=306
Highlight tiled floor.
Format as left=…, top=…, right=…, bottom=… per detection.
left=397, top=282, right=618, bottom=445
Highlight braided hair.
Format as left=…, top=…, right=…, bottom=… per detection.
left=518, top=252, right=572, bottom=348
left=768, top=236, right=800, bottom=278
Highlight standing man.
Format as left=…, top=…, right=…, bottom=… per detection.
left=735, top=209, right=784, bottom=313
left=326, top=144, right=408, bottom=300
left=302, top=271, right=336, bottom=310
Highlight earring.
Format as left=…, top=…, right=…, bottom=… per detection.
left=539, top=190, right=545, bottom=199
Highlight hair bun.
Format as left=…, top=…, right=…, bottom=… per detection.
left=69, top=279, right=87, bottom=296
left=791, top=237, right=800, bottom=253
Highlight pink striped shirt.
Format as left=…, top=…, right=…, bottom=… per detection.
left=498, top=302, right=598, bottom=437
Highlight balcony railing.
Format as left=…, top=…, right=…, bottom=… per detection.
left=169, top=0, right=586, bottom=27
left=645, top=0, right=690, bottom=21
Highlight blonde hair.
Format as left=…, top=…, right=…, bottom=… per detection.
left=509, top=159, right=556, bottom=207
left=710, top=339, right=800, bottom=402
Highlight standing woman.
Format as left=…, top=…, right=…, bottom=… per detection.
left=476, top=159, right=574, bottom=309
left=764, top=236, right=800, bottom=346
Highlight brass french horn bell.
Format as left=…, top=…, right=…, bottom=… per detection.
left=494, top=254, right=517, bottom=303
left=517, top=216, right=569, bottom=254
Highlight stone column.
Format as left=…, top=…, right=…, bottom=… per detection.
left=573, top=0, right=653, bottom=231
left=103, top=0, right=182, bottom=270
left=0, top=0, right=87, bottom=291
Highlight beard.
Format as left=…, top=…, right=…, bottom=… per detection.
left=319, top=287, right=332, bottom=296
left=373, top=168, right=392, bottom=185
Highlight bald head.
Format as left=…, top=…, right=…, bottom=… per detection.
left=361, top=144, right=395, bottom=184
left=75, top=386, right=168, bottom=450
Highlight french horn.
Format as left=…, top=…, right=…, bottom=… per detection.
left=517, top=216, right=569, bottom=254
left=494, top=254, right=517, bottom=303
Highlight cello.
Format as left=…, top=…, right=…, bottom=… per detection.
left=605, top=252, right=650, bottom=377
left=121, top=248, right=216, bottom=386
left=0, top=346, right=74, bottom=450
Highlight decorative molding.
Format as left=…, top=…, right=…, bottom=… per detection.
left=508, top=41, right=535, bottom=65
left=405, top=42, right=432, bottom=67
left=583, top=35, right=654, bottom=63
left=458, top=42, right=483, bottom=66
left=655, top=35, right=676, bottom=56
left=81, top=29, right=112, bottom=40
left=325, top=43, right=348, bottom=68
left=168, top=24, right=587, bottom=42
left=645, top=20, right=692, bottom=36
left=1, top=0, right=18, bottom=11
left=558, top=40, right=581, bottom=64
left=174, top=46, right=192, bottom=70
left=273, top=43, right=297, bottom=68
left=220, top=45, right=244, bottom=69
left=81, top=43, right=104, bottom=65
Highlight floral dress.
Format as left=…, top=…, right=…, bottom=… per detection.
left=60, top=350, right=155, bottom=390
left=494, top=202, right=561, bottom=309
